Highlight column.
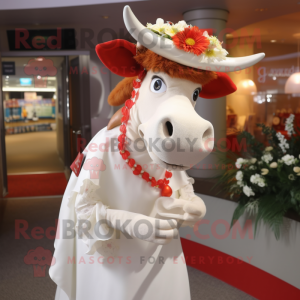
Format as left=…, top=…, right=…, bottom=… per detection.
left=183, top=9, right=229, bottom=178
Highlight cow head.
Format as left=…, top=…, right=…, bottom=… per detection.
left=135, top=70, right=214, bottom=170
left=95, top=6, right=265, bottom=171
left=96, top=41, right=237, bottom=171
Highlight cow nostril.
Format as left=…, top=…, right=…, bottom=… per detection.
left=202, top=127, right=213, bottom=141
left=138, top=128, right=144, bottom=138
left=165, top=121, right=173, bottom=136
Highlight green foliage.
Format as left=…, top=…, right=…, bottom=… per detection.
left=216, top=116, right=300, bottom=240
left=257, top=123, right=278, bottom=148
left=254, top=195, right=288, bottom=240
left=230, top=202, right=246, bottom=227
left=238, top=130, right=264, bottom=157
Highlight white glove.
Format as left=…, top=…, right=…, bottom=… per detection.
left=154, top=196, right=206, bottom=226
left=104, top=208, right=178, bottom=245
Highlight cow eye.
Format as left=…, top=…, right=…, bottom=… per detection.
left=150, top=77, right=167, bottom=93
left=192, top=88, right=201, bottom=101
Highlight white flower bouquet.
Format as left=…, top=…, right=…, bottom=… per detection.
left=219, top=115, right=300, bottom=239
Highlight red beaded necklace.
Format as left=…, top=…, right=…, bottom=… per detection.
left=118, top=70, right=173, bottom=197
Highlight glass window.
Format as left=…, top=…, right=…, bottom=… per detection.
left=226, top=12, right=300, bottom=144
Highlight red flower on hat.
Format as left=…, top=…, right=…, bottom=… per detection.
left=172, top=26, right=210, bottom=56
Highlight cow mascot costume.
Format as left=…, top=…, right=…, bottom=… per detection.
left=50, top=6, right=264, bottom=300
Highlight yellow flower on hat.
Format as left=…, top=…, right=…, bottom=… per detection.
left=164, top=26, right=178, bottom=37
left=175, top=20, right=189, bottom=31
left=146, top=18, right=167, bottom=34
left=147, top=19, right=190, bottom=37
left=201, top=47, right=228, bottom=63
left=201, top=31, right=228, bottom=63
left=200, top=31, right=228, bottom=63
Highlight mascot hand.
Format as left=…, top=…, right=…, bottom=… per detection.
left=154, top=196, right=206, bottom=225
left=105, top=209, right=178, bottom=245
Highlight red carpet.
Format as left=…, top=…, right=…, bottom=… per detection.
left=6, top=173, right=68, bottom=198
left=181, top=238, right=300, bottom=300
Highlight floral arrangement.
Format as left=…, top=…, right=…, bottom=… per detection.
left=218, top=115, right=300, bottom=239
left=146, top=18, right=228, bottom=62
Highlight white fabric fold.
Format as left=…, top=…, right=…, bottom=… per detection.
left=50, top=126, right=196, bottom=300
left=74, top=178, right=113, bottom=255
left=106, top=208, right=178, bottom=244
left=49, top=173, right=78, bottom=300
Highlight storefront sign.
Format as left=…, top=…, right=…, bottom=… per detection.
left=6, top=28, right=75, bottom=51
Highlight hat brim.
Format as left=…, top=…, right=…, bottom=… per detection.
left=123, top=5, right=265, bottom=73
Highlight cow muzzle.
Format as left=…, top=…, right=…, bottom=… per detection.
left=138, top=96, right=214, bottom=171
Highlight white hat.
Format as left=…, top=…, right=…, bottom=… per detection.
left=123, top=6, right=265, bottom=73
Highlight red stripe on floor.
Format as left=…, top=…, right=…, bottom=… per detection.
left=181, top=238, right=300, bottom=300
left=6, top=173, right=67, bottom=198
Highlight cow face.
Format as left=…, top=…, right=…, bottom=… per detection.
left=136, top=70, right=214, bottom=171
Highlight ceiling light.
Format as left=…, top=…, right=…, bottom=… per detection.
left=285, top=73, right=300, bottom=93
left=285, top=37, right=300, bottom=94
left=271, top=40, right=277, bottom=43
left=102, top=16, right=109, bottom=19
left=273, top=76, right=277, bottom=80
left=237, top=79, right=257, bottom=95
left=3, top=87, right=56, bottom=92
left=6, top=76, right=9, bottom=79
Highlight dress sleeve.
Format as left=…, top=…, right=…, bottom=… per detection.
left=74, top=178, right=120, bottom=257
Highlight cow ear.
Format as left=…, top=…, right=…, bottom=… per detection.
left=95, top=40, right=143, bottom=77
left=200, top=72, right=237, bottom=99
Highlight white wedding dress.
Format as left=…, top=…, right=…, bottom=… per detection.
left=50, top=118, right=193, bottom=300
